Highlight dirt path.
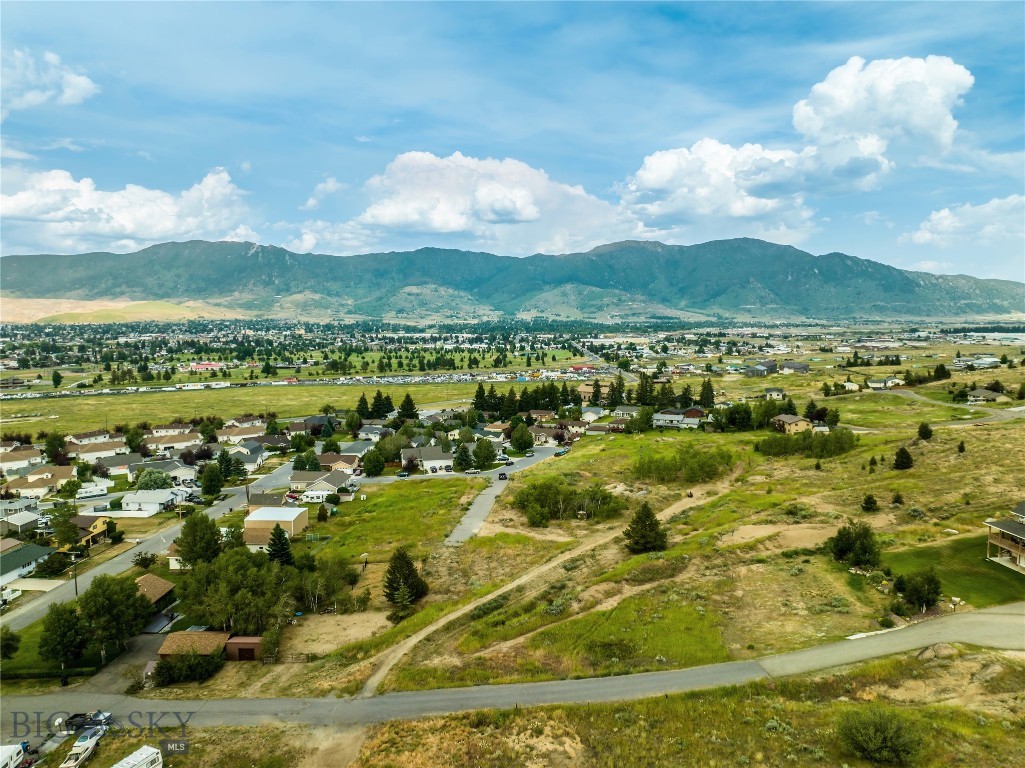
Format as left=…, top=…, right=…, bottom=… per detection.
left=358, top=472, right=739, bottom=697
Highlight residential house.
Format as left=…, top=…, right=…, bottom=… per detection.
left=165, top=542, right=183, bottom=571
left=558, top=420, right=589, bottom=436
left=771, top=414, right=813, bottom=434
left=135, top=573, right=176, bottom=612
left=984, top=517, right=1025, bottom=571
left=682, top=406, right=706, bottom=418
left=967, top=388, right=1012, bottom=404
left=580, top=407, right=605, bottom=422
left=0, top=440, right=23, bottom=454
left=1011, top=501, right=1025, bottom=525
left=358, top=425, right=387, bottom=442
left=67, top=429, right=112, bottom=446
left=225, top=415, right=266, bottom=429
left=225, top=441, right=266, bottom=473
left=301, top=470, right=355, bottom=502
left=158, top=631, right=230, bottom=660
left=71, top=440, right=130, bottom=463
left=4, top=464, right=76, bottom=499
left=0, top=511, right=40, bottom=536
left=781, top=361, right=810, bottom=374
left=528, top=426, right=560, bottom=446
left=246, top=492, right=286, bottom=508
left=244, top=506, right=309, bottom=551
left=249, top=434, right=290, bottom=451
left=0, top=497, right=39, bottom=516
left=399, top=446, right=454, bottom=473
left=843, top=381, right=861, bottom=392
left=0, top=543, right=54, bottom=587
left=317, top=453, right=359, bottom=472
left=128, top=459, right=197, bottom=484
left=289, top=471, right=328, bottom=492
left=336, top=440, right=375, bottom=458
left=96, top=452, right=145, bottom=478
left=764, top=388, right=786, bottom=401
left=68, top=515, right=111, bottom=548
left=149, top=422, right=193, bottom=436
left=144, top=432, right=203, bottom=452
left=216, top=425, right=266, bottom=444
left=652, top=409, right=688, bottom=429
left=117, top=489, right=183, bottom=517
left=0, top=537, right=22, bottom=554
left=0, top=447, right=44, bottom=476
left=528, top=410, right=557, bottom=422
left=613, top=405, right=640, bottom=419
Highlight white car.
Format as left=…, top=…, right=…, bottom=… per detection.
left=464, top=468, right=481, bottom=475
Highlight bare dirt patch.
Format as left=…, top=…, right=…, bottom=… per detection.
left=299, top=726, right=368, bottom=768
left=476, top=521, right=575, bottom=542
left=721, top=513, right=895, bottom=550
left=860, top=649, right=1025, bottom=718
left=281, top=611, right=392, bottom=655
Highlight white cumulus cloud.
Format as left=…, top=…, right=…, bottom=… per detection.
left=1, top=49, right=100, bottom=119
left=353, top=151, right=638, bottom=253
left=0, top=166, right=253, bottom=253
left=300, top=176, right=344, bottom=210
left=793, top=55, right=974, bottom=186
left=899, top=195, right=1025, bottom=251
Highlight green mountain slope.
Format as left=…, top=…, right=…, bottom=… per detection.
left=2, top=238, right=1021, bottom=320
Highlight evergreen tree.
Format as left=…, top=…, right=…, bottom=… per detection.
left=267, top=523, right=294, bottom=566
left=387, top=581, right=415, bottom=623
left=0, top=624, right=21, bottom=662
left=370, top=390, right=388, bottom=419
left=957, top=440, right=966, bottom=453
left=678, top=384, right=694, bottom=408
left=803, top=399, right=818, bottom=420
left=861, top=494, right=879, bottom=512
left=917, top=422, right=933, bottom=440
left=486, top=384, right=501, bottom=412
left=698, top=378, right=715, bottom=408
left=781, top=397, right=798, bottom=416
left=382, top=393, right=394, bottom=414
left=472, top=383, right=487, bottom=411
left=501, top=387, right=519, bottom=419
left=453, top=442, right=472, bottom=471
left=397, top=393, right=419, bottom=421
left=292, top=452, right=308, bottom=471
left=383, top=547, right=429, bottom=604
left=356, top=393, right=371, bottom=419
left=623, top=502, right=668, bottom=553
left=894, top=447, right=914, bottom=470
left=217, top=449, right=232, bottom=478
left=588, top=379, right=602, bottom=406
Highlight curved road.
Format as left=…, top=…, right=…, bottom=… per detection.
left=3, top=602, right=1022, bottom=738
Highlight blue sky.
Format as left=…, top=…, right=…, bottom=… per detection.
left=2, top=1, right=1023, bottom=281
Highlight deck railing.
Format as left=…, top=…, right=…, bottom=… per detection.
left=988, top=532, right=1025, bottom=559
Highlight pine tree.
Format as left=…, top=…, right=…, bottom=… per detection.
left=267, top=523, right=294, bottom=566
left=894, top=446, right=914, bottom=470
left=453, top=442, right=472, bottom=471
left=370, top=390, right=387, bottom=419
left=589, top=379, right=602, bottom=406
left=957, top=440, right=966, bottom=453
left=397, top=393, right=418, bottom=421
left=383, top=547, right=428, bottom=604
left=698, top=378, right=715, bottom=408
left=781, top=397, right=798, bottom=416
left=623, top=502, right=667, bottom=553
left=917, top=422, right=933, bottom=440
left=356, top=393, right=371, bottom=419
left=472, top=383, right=488, bottom=412
left=387, top=582, right=415, bottom=623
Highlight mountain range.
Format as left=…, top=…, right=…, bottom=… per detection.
left=2, top=238, right=1022, bottom=322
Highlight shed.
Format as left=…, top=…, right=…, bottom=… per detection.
left=136, top=572, right=176, bottom=611
left=225, top=635, right=263, bottom=661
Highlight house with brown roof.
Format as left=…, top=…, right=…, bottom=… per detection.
left=136, top=572, right=176, bottom=611
left=317, top=452, right=358, bottom=472
left=70, top=440, right=130, bottom=463
left=771, top=414, right=812, bottom=434
left=67, top=429, right=112, bottom=446
left=158, top=631, right=230, bottom=659
left=216, top=425, right=266, bottom=444
left=144, top=432, right=203, bottom=452
left=66, top=515, right=111, bottom=549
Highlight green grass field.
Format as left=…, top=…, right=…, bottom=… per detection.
left=296, top=477, right=485, bottom=562
left=0, top=611, right=105, bottom=679
left=884, top=533, right=1025, bottom=608
left=1, top=382, right=480, bottom=435
left=829, top=392, right=974, bottom=428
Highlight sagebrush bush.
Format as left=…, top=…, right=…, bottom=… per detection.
left=836, top=705, right=923, bottom=765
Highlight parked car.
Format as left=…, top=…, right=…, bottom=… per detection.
left=443, top=465, right=452, bottom=472
left=524, top=451, right=535, bottom=457
left=498, top=472, right=508, bottom=480
left=353, top=468, right=363, bottom=476
left=397, top=471, right=409, bottom=478
left=505, top=460, right=514, bottom=466
left=464, top=468, right=481, bottom=475
left=429, top=466, right=438, bottom=473
left=554, top=449, right=569, bottom=457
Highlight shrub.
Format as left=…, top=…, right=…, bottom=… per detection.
left=829, top=520, right=880, bottom=568
left=132, top=552, right=157, bottom=569
left=836, top=705, right=923, bottom=765
left=154, top=653, right=224, bottom=686
left=325, top=493, right=340, bottom=505
left=894, top=447, right=914, bottom=470
left=917, top=423, right=933, bottom=440
left=862, top=494, right=879, bottom=512
left=469, top=594, right=510, bottom=620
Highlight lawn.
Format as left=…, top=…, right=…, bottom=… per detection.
left=884, top=533, right=1025, bottom=608
left=295, top=477, right=486, bottom=562
left=0, top=611, right=104, bottom=680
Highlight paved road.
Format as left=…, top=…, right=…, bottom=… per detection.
left=3, top=602, right=1021, bottom=738
left=882, top=387, right=1025, bottom=426
left=0, top=461, right=296, bottom=632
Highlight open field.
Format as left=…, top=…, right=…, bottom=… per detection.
left=356, top=650, right=1025, bottom=768
left=1, top=382, right=480, bottom=435
left=885, top=534, right=1025, bottom=608
left=0, top=296, right=248, bottom=323
left=829, top=391, right=977, bottom=428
